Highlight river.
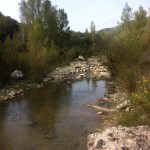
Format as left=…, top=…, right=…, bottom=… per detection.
left=0, top=79, right=106, bottom=150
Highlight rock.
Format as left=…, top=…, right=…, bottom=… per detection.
left=97, top=112, right=103, bottom=115
left=11, top=70, right=24, bottom=80
left=3, top=96, right=9, bottom=100
left=37, top=84, right=44, bottom=88
left=87, top=126, right=150, bottom=150
left=79, top=74, right=86, bottom=78
left=8, top=91, right=16, bottom=97
left=125, top=107, right=130, bottom=112
left=117, top=100, right=130, bottom=109
left=44, top=56, right=110, bottom=81
left=17, top=89, right=23, bottom=94
left=76, top=76, right=82, bottom=80
left=43, top=77, right=51, bottom=82
left=78, top=55, right=84, bottom=61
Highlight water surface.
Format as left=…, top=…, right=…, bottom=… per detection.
left=0, top=80, right=106, bottom=150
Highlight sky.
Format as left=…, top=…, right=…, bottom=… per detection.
left=0, top=0, right=149, bottom=32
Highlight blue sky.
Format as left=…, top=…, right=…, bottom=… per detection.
left=0, top=0, right=149, bottom=32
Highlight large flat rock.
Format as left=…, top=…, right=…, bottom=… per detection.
left=87, top=126, right=150, bottom=150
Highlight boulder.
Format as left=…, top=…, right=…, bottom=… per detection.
left=87, top=126, right=150, bottom=150
left=11, top=70, right=24, bottom=80
left=78, top=55, right=84, bottom=61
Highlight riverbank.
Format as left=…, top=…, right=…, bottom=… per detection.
left=87, top=79, right=150, bottom=150
left=86, top=67, right=150, bottom=149
left=0, top=56, right=110, bottom=102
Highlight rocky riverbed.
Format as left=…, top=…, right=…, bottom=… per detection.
left=43, top=57, right=110, bottom=82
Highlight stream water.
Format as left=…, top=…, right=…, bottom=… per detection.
left=0, top=79, right=106, bottom=150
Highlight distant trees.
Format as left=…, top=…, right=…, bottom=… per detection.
left=0, top=12, right=19, bottom=42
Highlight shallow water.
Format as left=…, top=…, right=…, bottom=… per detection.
left=0, top=79, right=106, bottom=150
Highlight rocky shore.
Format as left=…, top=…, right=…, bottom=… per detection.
left=87, top=126, right=150, bottom=150
left=43, top=57, right=110, bottom=82
left=0, top=56, right=110, bottom=101
left=85, top=77, right=150, bottom=150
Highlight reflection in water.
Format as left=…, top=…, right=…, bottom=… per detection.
left=0, top=80, right=106, bottom=150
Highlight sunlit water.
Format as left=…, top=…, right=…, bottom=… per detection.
left=0, top=80, right=106, bottom=150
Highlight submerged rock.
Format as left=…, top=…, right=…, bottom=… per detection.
left=87, top=126, right=150, bottom=150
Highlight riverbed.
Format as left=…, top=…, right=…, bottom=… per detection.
left=0, top=79, right=106, bottom=150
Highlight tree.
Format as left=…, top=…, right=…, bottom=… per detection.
left=19, top=0, right=70, bottom=47
left=142, top=18, right=150, bottom=50
left=42, top=0, right=58, bottom=44
left=90, top=21, right=96, bottom=33
left=90, top=21, right=97, bottom=53
left=57, top=9, right=69, bottom=33
left=0, top=12, right=19, bottom=42
left=27, top=20, right=48, bottom=76
left=19, top=0, right=44, bottom=45
left=56, top=8, right=70, bottom=47
left=121, top=3, right=132, bottom=31
left=90, top=21, right=96, bottom=41
left=134, top=6, right=147, bottom=30
left=19, top=0, right=42, bottom=25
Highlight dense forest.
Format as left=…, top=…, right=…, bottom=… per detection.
left=0, top=1, right=150, bottom=125
left=0, top=0, right=102, bottom=85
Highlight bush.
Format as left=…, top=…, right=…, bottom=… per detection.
left=118, top=76, right=150, bottom=126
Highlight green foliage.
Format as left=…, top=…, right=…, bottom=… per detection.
left=42, top=0, right=58, bottom=44
left=141, top=18, right=150, bottom=50
left=48, top=41, right=59, bottom=65
left=106, top=3, right=150, bottom=126
left=27, top=20, right=48, bottom=79
left=66, top=47, right=78, bottom=62
left=106, top=3, right=149, bottom=91
left=118, top=77, right=150, bottom=126
left=0, top=36, right=29, bottom=86
left=134, top=6, right=147, bottom=30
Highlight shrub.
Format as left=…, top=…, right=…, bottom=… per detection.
left=118, top=76, right=150, bottom=126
